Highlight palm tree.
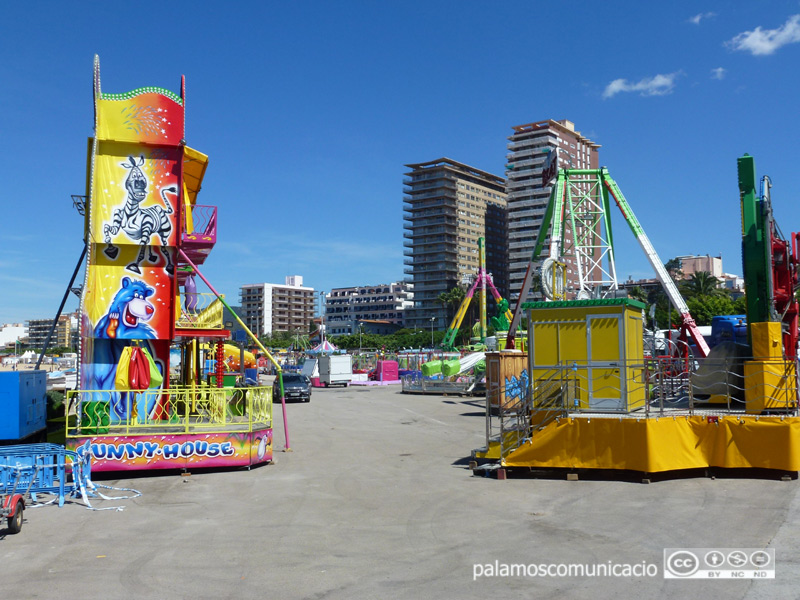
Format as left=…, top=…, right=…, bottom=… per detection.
left=447, top=286, right=466, bottom=312
left=680, top=271, right=725, bottom=298
left=438, top=286, right=467, bottom=325
left=437, top=291, right=449, bottom=318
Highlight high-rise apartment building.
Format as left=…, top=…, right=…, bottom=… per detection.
left=25, top=315, right=72, bottom=349
left=324, top=281, right=413, bottom=336
left=506, top=120, right=600, bottom=300
left=240, top=275, right=316, bottom=336
left=403, top=158, right=507, bottom=331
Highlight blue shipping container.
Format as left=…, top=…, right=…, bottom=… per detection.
left=0, top=370, right=47, bottom=441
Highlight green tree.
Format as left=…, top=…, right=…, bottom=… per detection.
left=48, top=346, right=73, bottom=356
left=391, top=328, right=432, bottom=350
left=438, top=286, right=466, bottom=324
left=653, top=299, right=680, bottom=330
left=733, top=294, right=747, bottom=314
left=330, top=329, right=444, bottom=352
left=686, top=295, right=736, bottom=326
left=437, top=291, right=448, bottom=316
left=680, top=271, right=725, bottom=299
left=259, top=329, right=305, bottom=349
left=642, top=285, right=679, bottom=330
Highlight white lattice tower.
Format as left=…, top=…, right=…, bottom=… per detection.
left=561, top=171, right=618, bottom=298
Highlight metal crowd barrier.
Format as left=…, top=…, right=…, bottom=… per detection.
left=66, top=385, right=273, bottom=437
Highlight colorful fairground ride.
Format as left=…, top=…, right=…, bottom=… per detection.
left=65, top=57, right=290, bottom=471
left=440, top=238, right=517, bottom=353
left=474, top=157, right=800, bottom=478
left=407, top=238, right=516, bottom=396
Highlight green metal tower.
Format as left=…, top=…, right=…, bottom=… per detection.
left=738, top=154, right=772, bottom=346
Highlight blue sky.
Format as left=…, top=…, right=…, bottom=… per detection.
left=2, top=1, right=800, bottom=325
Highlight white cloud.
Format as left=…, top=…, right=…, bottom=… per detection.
left=711, top=67, right=726, bottom=80
left=689, top=12, right=716, bottom=25
left=726, top=14, right=800, bottom=55
left=602, top=71, right=682, bottom=99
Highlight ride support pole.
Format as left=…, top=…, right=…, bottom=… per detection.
left=177, top=249, right=290, bottom=451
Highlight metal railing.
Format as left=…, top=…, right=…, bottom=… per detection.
left=483, top=356, right=800, bottom=461
left=66, top=385, right=272, bottom=437
left=175, top=293, right=224, bottom=329
left=646, top=355, right=799, bottom=417
left=521, top=357, right=798, bottom=419
left=182, top=204, right=217, bottom=241
left=401, top=373, right=475, bottom=395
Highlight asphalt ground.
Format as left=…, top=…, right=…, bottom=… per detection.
left=2, top=382, right=799, bottom=599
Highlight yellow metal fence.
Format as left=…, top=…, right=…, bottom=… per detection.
left=66, top=385, right=272, bottom=437
left=175, top=293, right=224, bottom=329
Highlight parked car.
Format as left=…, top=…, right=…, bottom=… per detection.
left=273, top=373, right=312, bottom=402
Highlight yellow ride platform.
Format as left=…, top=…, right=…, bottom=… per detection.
left=475, top=302, right=800, bottom=476
left=500, top=413, right=800, bottom=473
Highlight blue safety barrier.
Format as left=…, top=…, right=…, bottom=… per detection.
left=0, top=443, right=81, bottom=507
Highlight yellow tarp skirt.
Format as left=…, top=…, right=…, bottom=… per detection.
left=503, top=416, right=800, bottom=472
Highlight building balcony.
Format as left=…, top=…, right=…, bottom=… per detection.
left=404, top=253, right=457, bottom=265
left=405, top=235, right=450, bottom=248
left=507, top=194, right=549, bottom=208
left=404, top=205, right=454, bottom=217
left=507, top=134, right=557, bottom=150
left=505, top=178, right=535, bottom=191
left=406, top=246, right=457, bottom=258
left=508, top=240, right=538, bottom=252
left=418, top=280, right=453, bottom=296
left=406, top=270, right=459, bottom=283
left=403, top=225, right=455, bottom=239
left=404, top=181, right=456, bottom=196
left=506, top=156, right=545, bottom=170
left=508, top=208, right=546, bottom=221
left=405, top=218, right=457, bottom=231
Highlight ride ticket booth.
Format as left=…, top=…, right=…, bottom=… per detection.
left=524, top=298, right=646, bottom=413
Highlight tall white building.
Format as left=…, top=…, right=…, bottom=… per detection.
left=240, top=276, right=316, bottom=336
left=325, top=282, right=413, bottom=336
left=506, top=119, right=600, bottom=299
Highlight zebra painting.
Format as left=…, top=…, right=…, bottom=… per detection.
left=103, top=155, right=177, bottom=274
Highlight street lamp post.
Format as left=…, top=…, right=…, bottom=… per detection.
left=318, top=291, right=326, bottom=341
left=430, top=317, right=435, bottom=348
left=358, top=322, right=363, bottom=351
